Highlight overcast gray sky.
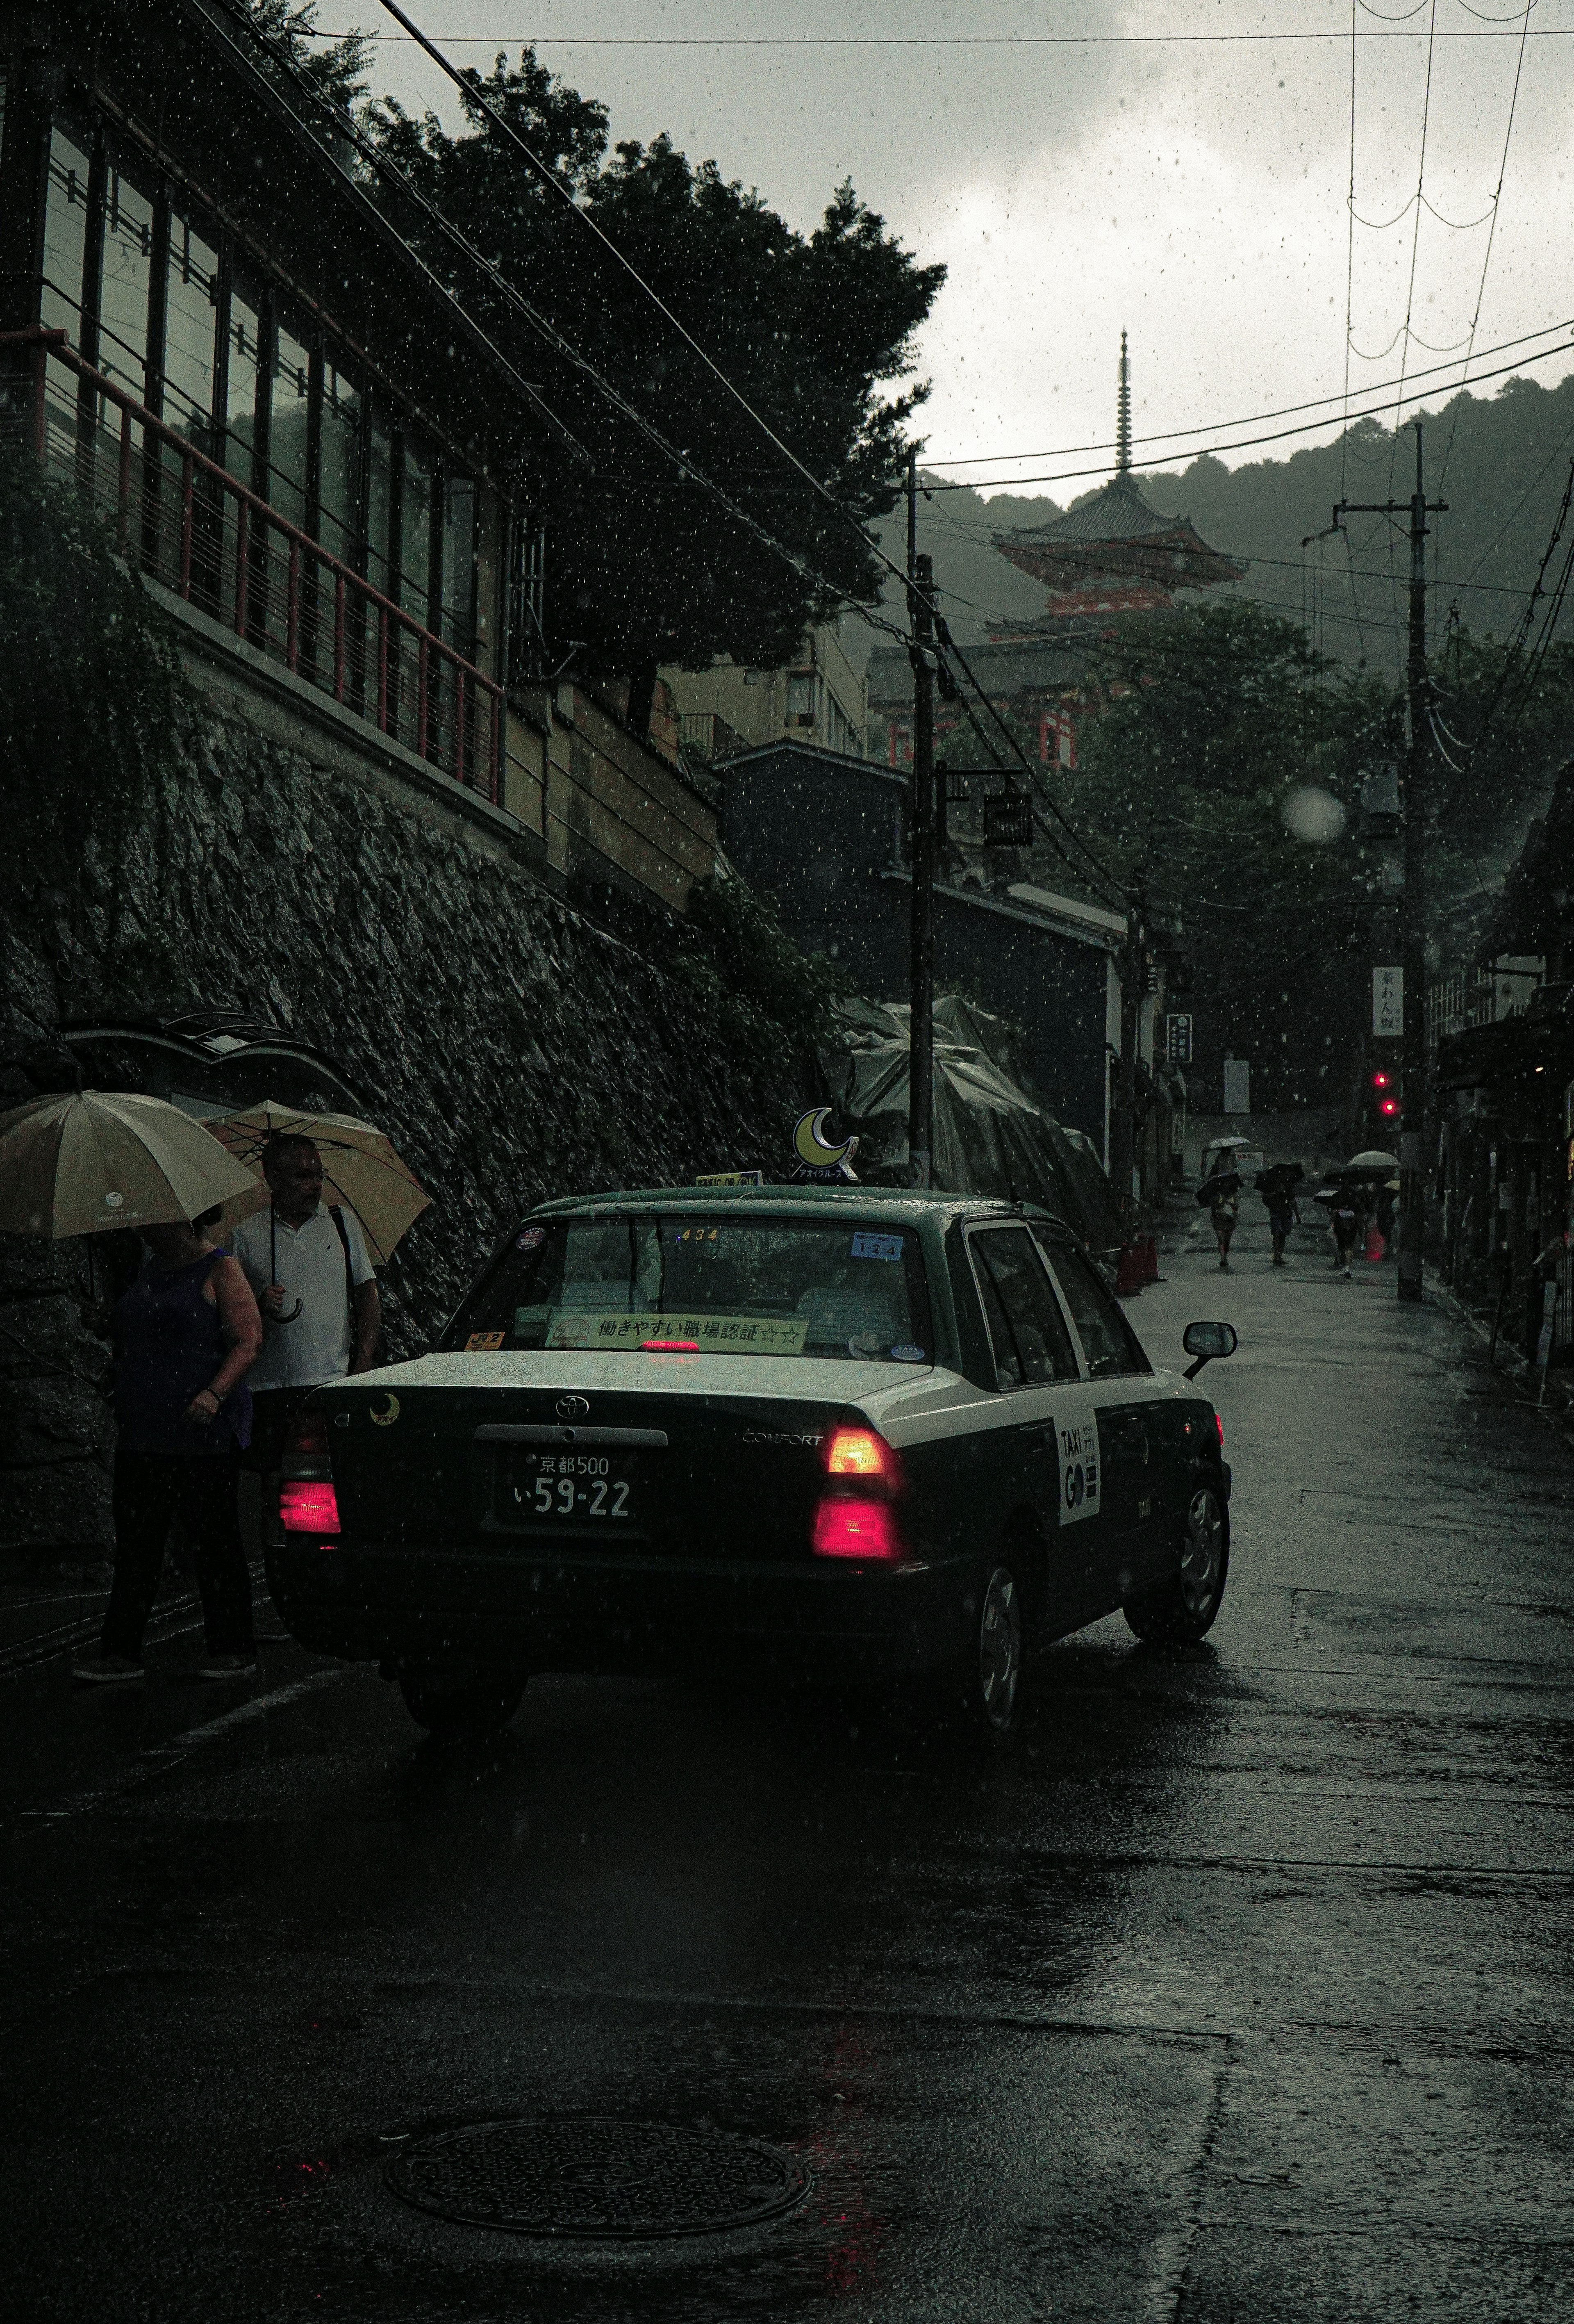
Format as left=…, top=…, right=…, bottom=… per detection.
left=349, top=3, right=1574, bottom=497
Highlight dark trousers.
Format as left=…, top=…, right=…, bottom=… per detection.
left=102, top=1449, right=254, bottom=1661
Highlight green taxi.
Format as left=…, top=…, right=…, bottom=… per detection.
left=267, top=1188, right=1235, bottom=1741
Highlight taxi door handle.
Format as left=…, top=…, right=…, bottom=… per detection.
left=1017, top=1422, right=1052, bottom=1446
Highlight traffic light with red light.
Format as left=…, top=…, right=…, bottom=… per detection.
left=1369, top=1065, right=1401, bottom=1131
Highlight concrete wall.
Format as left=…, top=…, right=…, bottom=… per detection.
left=664, top=621, right=869, bottom=762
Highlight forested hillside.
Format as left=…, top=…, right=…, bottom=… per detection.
left=869, top=369, right=1574, bottom=678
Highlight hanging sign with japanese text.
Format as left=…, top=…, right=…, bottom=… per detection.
left=1373, top=966, right=1403, bottom=1037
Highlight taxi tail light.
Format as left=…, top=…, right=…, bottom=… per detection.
left=280, top=1408, right=339, bottom=1538
left=814, top=1426, right=905, bottom=1563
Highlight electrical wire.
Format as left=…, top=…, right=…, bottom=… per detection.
left=203, top=0, right=918, bottom=661
left=1438, top=0, right=1534, bottom=494
left=918, top=335, right=1574, bottom=492
left=309, top=22, right=1570, bottom=43
left=919, top=321, right=1574, bottom=471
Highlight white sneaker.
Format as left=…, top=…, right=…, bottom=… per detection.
left=197, top=1653, right=258, bottom=1680
left=72, top=1653, right=145, bottom=1683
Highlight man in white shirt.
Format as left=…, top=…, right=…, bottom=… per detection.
left=232, top=1135, right=381, bottom=1536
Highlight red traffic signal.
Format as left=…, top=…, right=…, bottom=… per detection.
left=1370, top=1065, right=1399, bottom=1119
left=1378, top=1095, right=1399, bottom=1117
left=1371, top=1069, right=1393, bottom=1090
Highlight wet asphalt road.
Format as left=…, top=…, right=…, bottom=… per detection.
left=4, top=1219, right=1574, bottom=2322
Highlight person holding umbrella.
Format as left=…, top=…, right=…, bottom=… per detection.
left=1196, top=1162, right=1243, bottom=1271
left=73, top=1207, right=264, bottom=1681
left=0, top=1087, right=268, bottom=1685
left=230, top=1133, right=382, bottom=1534
left=1258, top=1162, right=1304, bottom=1268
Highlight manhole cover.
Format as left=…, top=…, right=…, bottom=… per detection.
left=386, top=2116, right=810, bottom=2239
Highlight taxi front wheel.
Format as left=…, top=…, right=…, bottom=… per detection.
left=399, top=1669, right=527, bottom=1739
left=1124, top=1486, right=1228, bottom=1644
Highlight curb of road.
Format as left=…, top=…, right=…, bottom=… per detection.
left=1428, top=1270, right=1574, bottom=1456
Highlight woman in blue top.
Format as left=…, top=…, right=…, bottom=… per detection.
left=73, top=1208, right=263, bottom=1684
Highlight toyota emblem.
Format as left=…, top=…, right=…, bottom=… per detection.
left=555, top=1394, right=590, bottom=1420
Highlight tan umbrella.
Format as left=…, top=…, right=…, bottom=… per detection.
left=0, top=1089, right=260, bottom=1237
left=208, top=1100, right=431, bottom=1265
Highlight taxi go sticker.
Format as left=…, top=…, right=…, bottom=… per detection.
left=1058, top=1415, right=1101, bottom=1526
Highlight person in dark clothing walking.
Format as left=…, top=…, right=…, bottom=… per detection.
left=73, top=1210, right=263, bottom=1684
left=1258, top=1163, right=1304, bottom=1268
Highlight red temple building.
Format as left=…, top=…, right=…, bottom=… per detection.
left=993, top=335, right=1245, bottom=618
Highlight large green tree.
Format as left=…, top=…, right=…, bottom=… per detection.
left=364, top=51, right=944, bottom=686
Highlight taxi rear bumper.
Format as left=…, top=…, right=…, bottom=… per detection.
left=267, top=1539, right=973, bottom=1684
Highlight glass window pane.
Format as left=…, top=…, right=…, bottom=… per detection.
left=41, top=128, right=90, bottom=342
left=974, top=1259, right=1023, bottom=1391
left=224, top=280, right=262, bottom=485
left=399, top=437, right=434, bottom=624
left=365, top=416, right=392, bottom=594
left=441, top=474, right=475, bottom=654
left=162, top=208, right=220, bottom=453
left=98, top=164, right=154, bottom=402
left=1050, top=1249, right=1148, bottom=1380
left=452, top=1215, right=934, bottom=1363
left=268, top=319, right=311, bottom=529
left=974, top=1229, right=1079, bottom=1384
left=319, top=356, right=360, bottom=564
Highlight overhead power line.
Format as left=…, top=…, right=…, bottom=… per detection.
left=308, top=25, right=1574, bottom=45
left=920, top=320, right=1574, bottom=472
left=204, top=0, right=918, bottom=658
left=921, top=334, right=1574, bottom=494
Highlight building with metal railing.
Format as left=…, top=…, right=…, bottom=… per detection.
left=0, top=0, right=720, bottom=912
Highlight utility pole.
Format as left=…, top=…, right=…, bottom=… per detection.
left=907, top=451, right=935, bottom=1189
left=1110, top=869, right=1147, bottom=1222
left=1335, top=420, right=1446, bottom=1305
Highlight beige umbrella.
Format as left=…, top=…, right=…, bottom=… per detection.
left=0, top=1089, right=260, bottom=1238
left=208, top=1100, right=431, bottom=1265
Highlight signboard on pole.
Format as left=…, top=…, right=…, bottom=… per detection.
left=1373, top=965, right=1403, bottom=1037
left=1166, top=1013, right=1192, bottom=1064
left=1222, top=1056, right=1251, bottom=1115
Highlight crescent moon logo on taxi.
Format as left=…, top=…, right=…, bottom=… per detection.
left=369, top=1393, right=401, bottom=1427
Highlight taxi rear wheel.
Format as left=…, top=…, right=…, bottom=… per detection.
left=399, top=1669, right=526, bottom=1739
left=1124, top=1485, right=1228, bottom=1644
left=938, top=1558, right=1025, bottom=1746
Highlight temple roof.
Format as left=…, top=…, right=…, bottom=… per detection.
left=1003, top=471, right=1185, bottom=549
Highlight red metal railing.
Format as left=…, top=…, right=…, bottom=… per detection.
left=1, top=328, right=503, bottom=803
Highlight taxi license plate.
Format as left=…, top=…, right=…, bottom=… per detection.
left=498, top=1447, right=636, bottom=1526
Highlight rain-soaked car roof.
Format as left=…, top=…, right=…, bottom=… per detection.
left=524, top=1186, right=1083, bottom=1237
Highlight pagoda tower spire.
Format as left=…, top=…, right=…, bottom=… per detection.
left=1115, top=330, right=1133, bottom=478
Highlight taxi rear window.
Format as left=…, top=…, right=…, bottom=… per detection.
left=449, top=1214, right=933, bottom=1363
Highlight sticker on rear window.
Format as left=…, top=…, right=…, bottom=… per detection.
left=466, top=1331, right=506, bottom=1352
left=516, top=1227, right=546, bottom=1250
left=891, top=1343, right=926, bottom=1363
left=851, top=1232, right=903, bottom=1262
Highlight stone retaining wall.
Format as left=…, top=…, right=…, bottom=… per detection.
left=0, top=698, right=807, bottom=1576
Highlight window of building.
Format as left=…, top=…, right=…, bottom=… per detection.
left=364, top=410, right=394, bottom=596
left=162, top=207, right=221, bottom=453
left=41, top=127, right=91, bottom=343
left=440, top=472, right=476, bottom=654
left=318, top=356, right=361, bottom=567
left=267, top=316, right=312, bottom=530
left=224, top=277, right=263, bottom=487
left=786, top=670, right=817, bottom=727
left=398, top=435, right=434, bottom=625
left=97, top=164, right=155, bottom=403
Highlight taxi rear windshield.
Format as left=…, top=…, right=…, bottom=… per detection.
left=453, top=1214, right=934, bottom=1364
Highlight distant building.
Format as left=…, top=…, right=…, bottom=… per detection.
left=720, top=738, right=1145, bottom=1162
left=663, top=620, right=868, bottom=769
left=992, top=336, right=1246, bottom=618
left=867, top=338, right=1246, bottom=775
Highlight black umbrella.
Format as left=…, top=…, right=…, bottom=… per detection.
left=1195, top=1169, right=1242, bottom=1207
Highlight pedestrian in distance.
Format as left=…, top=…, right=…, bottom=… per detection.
left=1209, top=1171, right=1241, bottom=1271
left=73, top=1207, right=263, bottom=1683
left=1258, top=1162, right=1303, bottom=1268
left=1330, top=1189, right=1361, bottom=1278
left=231, top=1135, right=380, bottom=1544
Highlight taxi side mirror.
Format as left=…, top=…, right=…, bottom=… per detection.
left=1183, top=1319, right=1238, bottom=1381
